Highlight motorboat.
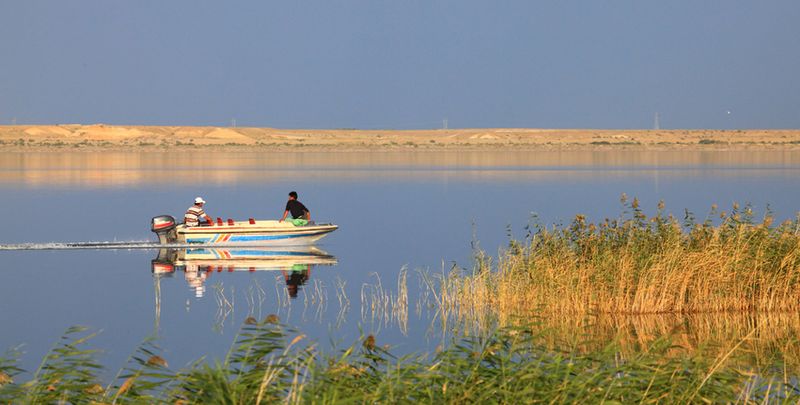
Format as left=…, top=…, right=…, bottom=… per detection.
left=151, top=215, right=338, bottom=246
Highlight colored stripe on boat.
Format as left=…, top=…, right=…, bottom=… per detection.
left=185, top=230, right=331, bottom=244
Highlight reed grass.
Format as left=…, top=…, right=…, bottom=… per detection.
left=2, top=320, right=799, bottom=403
left=360, top=269, right=410, bottom=335
left=433, top=197, right=800, bottom=322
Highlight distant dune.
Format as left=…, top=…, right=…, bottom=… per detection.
left=1, top=124, right=799, bottom=151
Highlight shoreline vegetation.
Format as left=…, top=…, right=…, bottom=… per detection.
left=2, top=320, right=799, bottom=403
left=433, top=196, right=800, bottom=321
left=2, top=124, right=800, bottom=151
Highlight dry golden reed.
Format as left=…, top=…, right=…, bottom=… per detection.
left=0, top=371, right=10, bottom=386
left=436, top=197, right=800, bottom=320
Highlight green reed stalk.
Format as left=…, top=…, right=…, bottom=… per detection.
left=2, top=320, right=800, bottom=403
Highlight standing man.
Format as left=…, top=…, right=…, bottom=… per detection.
left=185, top=197, right=213, bottom=227
left=279, top=191, right=310, bottom=226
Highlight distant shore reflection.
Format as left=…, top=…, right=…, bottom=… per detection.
left=3, top=150, right=800, bottom=187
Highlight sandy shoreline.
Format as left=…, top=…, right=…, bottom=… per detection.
left=1, top=125, right=800, bottom=152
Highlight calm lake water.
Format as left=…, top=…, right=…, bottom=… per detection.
left=2, top=150, right=800, bottom=376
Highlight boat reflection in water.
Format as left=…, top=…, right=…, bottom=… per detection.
left=151, top=246, right=337, bottom=298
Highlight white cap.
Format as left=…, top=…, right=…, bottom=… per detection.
left=194, top=197, right=206, bottom=204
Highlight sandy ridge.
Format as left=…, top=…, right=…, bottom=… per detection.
left=1, top=124, right=800, bottom=151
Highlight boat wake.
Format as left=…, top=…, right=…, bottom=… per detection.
left=0, top=241, right=278, bottom=250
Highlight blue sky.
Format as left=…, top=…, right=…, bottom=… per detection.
left=1, top=1, right=798, bottom=129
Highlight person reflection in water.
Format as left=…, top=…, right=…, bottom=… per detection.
left=184, top=264, right=209, bottom=298
left=281, top=264, right=310, bottom=298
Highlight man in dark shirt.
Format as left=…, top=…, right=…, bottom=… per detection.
left=279, top=191, right=310, bottom=226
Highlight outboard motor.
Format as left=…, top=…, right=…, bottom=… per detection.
left=151, top=215, right=177, bottom=244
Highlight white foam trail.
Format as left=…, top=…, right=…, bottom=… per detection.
left=0, top=241, right=309, bottom=250
left=0, top=240, right=156, bottom=250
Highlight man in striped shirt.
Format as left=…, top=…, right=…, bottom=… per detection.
left=184, top=197, right=213, bottom=227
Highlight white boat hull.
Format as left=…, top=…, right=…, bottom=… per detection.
left=153, top=218, right=338, bottom=246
